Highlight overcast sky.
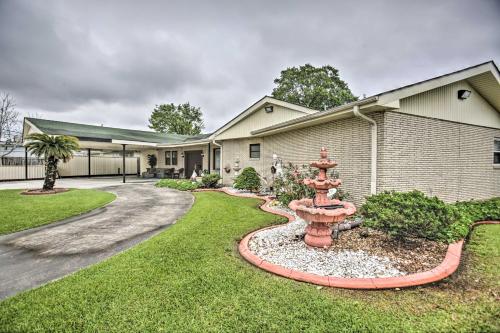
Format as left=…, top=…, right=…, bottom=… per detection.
left=1, top=0, right=499, bottom=133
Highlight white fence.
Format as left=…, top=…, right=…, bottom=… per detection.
left=0, top=156, right=139, bottom=181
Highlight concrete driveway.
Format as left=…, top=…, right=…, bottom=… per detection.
left=0, top=182, right=194, bottom=300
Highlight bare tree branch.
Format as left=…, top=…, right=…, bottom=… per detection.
left=0, top=92, right=21, bottom=158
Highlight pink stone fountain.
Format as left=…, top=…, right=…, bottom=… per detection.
left=289, top=147, right=356, bottom=248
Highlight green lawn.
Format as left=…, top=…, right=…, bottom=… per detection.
left=0, top=192, right=498, bottom=332
left=0, top=189, right=116, bottom=235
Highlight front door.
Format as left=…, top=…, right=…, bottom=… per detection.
left=184, top=150, right=203, bottom=179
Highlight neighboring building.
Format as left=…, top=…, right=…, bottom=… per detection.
left=22, top=61, right=500, bottom=204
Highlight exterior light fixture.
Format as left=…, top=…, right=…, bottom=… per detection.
left=180, top=152, right=184, bottom=158
left=201, top=153, right=205, bottom=158
left=264, top=105, right=274, bottom=113
left=458, top=89, right=471, bottom=100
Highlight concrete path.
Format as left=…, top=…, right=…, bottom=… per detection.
left=0, top=175, right=156, bottom=190
left=0, top=183, right=193, bottom=300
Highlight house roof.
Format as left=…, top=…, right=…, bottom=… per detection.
left=252, top=61, right=500, bottom=136
left=212, top=96, right=317, bottom=136
left=24, top=117, right=212, bottom=145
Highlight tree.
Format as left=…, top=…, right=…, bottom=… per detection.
left=0, top=92, right=21, bottom=158
left=25, top=133, right=80, bottom=191
left=271, top=64, right=357, bottom=110
left=148, top=103, right=204, bottom=135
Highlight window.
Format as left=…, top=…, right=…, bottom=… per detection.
left=494, top=139, right=500, bottom=165
left=165, top=150, right=178, bottom=165
left=213, top=148, right=221, bottom=171
left=249, top=144, right=260, bottom=159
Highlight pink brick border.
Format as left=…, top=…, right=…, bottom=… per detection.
left=195, top=188, right=499, bottom=289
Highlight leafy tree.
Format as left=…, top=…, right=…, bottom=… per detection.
left=271, top=64, right=357, bottom=110
left=25, top=134, right=79, bottom=191
left=148, top=103, right=204, bottom=135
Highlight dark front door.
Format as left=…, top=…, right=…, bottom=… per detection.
left=184, top=150, right=203, bottom=179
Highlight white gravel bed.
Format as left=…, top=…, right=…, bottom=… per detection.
left=249, top=203, right=405, bottom=278
left=223, top=187, right=252, bottom=194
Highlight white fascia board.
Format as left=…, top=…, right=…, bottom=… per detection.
left=156, top=140, right=210, bottom=148
left=112, top=140, right=158, bottom=147
left=377, top=63, right=495, bottom=105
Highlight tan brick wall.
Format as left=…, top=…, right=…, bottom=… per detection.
left=378, top=111, right=500, bottom=202
left=221, top=114, right=384, bottom=206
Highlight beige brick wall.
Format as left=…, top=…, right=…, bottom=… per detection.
left=378, top=111, right=500, bottom=202
left=221, top=114, right=384, bottom=206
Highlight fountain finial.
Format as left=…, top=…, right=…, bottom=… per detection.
left=320, top=147, right=327, bottom=159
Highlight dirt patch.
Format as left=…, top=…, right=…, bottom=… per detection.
left=330, top=226, right=448, bottom=273
left=21, top=188, right=70, bottom=195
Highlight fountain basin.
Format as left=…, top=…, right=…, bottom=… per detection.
left=289, top=198, right=356, bottom=223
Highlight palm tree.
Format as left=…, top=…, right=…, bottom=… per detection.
left=25, top=133, right=80, bottom=191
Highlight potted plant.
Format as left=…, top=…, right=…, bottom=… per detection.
left=147, top=154, right=157, bottom=172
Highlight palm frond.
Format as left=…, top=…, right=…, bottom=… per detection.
left=25, top=133, right=80, bottom=162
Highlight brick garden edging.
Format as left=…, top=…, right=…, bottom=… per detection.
left=195, top=188, right=499, bottom=289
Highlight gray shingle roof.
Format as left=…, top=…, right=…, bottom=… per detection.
left=26, top=118, right=211, bottom=144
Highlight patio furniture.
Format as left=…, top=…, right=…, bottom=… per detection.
left=173, top=168, right=184, bottom=179
left=165, top=168, right=175, bottom=178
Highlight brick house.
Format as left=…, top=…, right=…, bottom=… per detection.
left=23, top=61, right=500, bottom=204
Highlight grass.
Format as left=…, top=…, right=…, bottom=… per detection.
left=0, top=192, right=498, bottom=332
left=0, top=189, right=116, bottom=235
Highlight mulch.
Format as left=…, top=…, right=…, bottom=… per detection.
left=21, top=188, right=70, bottom=195
left=329, top=226, right=449, bottom=274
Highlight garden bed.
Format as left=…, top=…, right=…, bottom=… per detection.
left=247, top=203, right=448, bottom=279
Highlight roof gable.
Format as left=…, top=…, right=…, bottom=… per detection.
left=213, top=96, right=317, bottom=139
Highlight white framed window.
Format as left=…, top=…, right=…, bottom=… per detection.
left=165, top=150, right=178, bottom=165
left=494, top=138, right=500, bottom=165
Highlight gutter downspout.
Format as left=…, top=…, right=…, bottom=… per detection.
left=353, top=105, right=377, bottom=195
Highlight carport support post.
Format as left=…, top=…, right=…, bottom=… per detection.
left=122, top=144, right=126, bottom=183
left=25, top=147, right=28, bottom=180
left=207, top=142, right=211, bottom=174
left=87, top=148, right=91, bottom=177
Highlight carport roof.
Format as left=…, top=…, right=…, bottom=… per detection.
left=25, top=118, right=212, bottom=144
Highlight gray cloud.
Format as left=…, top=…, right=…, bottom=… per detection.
left=0, top=0, right=498, bottom=132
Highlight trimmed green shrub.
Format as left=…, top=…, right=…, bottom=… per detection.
left=361, top=190, right=466, bottom=243
left=201, top=173, right=221, bottom=188
left=273, top=162, right=349, bottom=206
left=234, top=167, right=261, bottom=192
left=155, top=179, right=199, bottom=191
left=453, top=197, right=500, bottom=222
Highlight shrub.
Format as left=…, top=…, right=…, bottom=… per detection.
left=453, top=197, right=500, bottom=222
left=360, top=190, right=465, bottom=243
left=155, top=179, right=199, bottom=191
left=201, top=173, right=221, bottom=188
left=273, top=163, right=349, bottom=205
left=234, top=167, right=261, bottom=192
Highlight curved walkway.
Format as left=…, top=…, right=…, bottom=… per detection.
left=0, top=184, right=193, bottom=300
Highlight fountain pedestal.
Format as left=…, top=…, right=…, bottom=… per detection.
left=288, top=147, right=356, bottom=248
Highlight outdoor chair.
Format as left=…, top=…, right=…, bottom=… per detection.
left=173, top=168, right=184, bottom=179
left=165, top=168, right=175, bottom=178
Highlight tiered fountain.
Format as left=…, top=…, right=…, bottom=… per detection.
left=289, top=147, right=356, bottom=248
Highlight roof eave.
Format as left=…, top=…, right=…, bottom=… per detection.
left=251, top=96, right=379, bottom=136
